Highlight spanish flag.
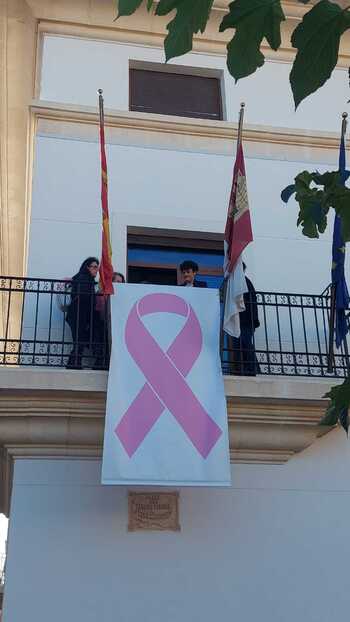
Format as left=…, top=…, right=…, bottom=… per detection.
left=98, top=89, right=114, bottom=295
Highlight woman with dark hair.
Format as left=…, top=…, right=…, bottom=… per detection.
left=113, top=272, right=125, bottom=284
left=66, top=257, right=103, bottom=369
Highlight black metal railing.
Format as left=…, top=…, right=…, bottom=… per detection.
left=0, top=276, right=109, bottom=370
left=0, top=276, right=349, bottom=378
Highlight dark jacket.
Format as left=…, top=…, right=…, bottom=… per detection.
left=66, top=271, right=97, bottom=335
left=181, top=279, right=207, bottom=288
left=240, top=277, right=260, bottom=329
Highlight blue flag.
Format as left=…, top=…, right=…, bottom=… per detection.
left=332, top=133, right=350, bottom=348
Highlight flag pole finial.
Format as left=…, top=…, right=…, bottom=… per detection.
left=237, top=102, right=245, bottom=153
left=98, top=89, right=104, bottom=124
left=341, top=111, right=348, bottom=137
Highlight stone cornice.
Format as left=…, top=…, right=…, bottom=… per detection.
left=31, top=100, right=348, bottom=155
left=27, top=0, right=313, bottom=20
left=0, top=368, right=336, bottom=516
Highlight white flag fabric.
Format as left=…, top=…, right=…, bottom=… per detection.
left=102, top=284, right=231, bottom=486
left=223, top=255, right=247, bottom=338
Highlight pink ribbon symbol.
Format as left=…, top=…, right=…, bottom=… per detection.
left=115, top=293, right=222, bottom=458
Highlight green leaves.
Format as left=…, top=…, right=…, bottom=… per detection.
left=332, top=184, right=350, bottom=240
left=117, top=0, right=144, bottom=17
left=282, top=170, right=350, bottom=241
left=155, top=0, right=214, bottom=61
left=219, top=0, right=285, bottom=81
left=281, top=167, right=350, bottom=437
left=116, top=0, right=350, bottom=110
left=282, top=171, right=330, bottom=238
left=290, top=0, right=350, bottom=108
left=321, top=379, right=350, bottom=434
left=117, top=0, right=214, bottom=61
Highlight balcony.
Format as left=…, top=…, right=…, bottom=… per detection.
left=0, top=276, right=348, bottom=378
left=0, top=276, right=344, bottom=506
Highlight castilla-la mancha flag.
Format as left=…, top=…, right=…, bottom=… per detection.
left=223, top=141, right=253, bottom=337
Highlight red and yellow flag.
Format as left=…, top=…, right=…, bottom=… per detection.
left=98, top=90, right=114, bottom=295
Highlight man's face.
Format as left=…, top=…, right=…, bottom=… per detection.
left=182, top=268, right=196, bottom=285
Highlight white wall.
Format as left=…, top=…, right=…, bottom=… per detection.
left=4, top=429, right=350, bottom=622
left=29, top=33, right=350, bottom=294
left=40, top=35, right=349, bottom=132
left=28, top=133, right=340, bottom=295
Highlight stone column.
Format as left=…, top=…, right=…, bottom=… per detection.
left=0, top=0, right=35, bottom=346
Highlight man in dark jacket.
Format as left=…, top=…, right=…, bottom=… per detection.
left=233, top=262, right=260, bottom=376
left=179, top=260, right=207, bottom=288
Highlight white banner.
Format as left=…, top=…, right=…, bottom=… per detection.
left=102, top=284, right=231, bottom=486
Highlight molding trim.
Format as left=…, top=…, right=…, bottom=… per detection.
left=0, top=368, right=335, bottom=516
left=31, top=100, right=348, bottom=155
left=33, top=3, right=350, bottom=69
left=37, top=21, right=300, bottom=63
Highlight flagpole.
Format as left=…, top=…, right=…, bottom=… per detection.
left=341, top=111, right=348, bottom=139
left=97, top=88, right=114, bottom=294
left=327, top=112, right=348, bottom=372
left=327, top=286, right=337, bottom=373
left=237, top=102, right=245, bottom=152
left=220, top=103, right=246, bottom=358
left=98, top=88, right=104, bottom=125
left=98, top=88, right=114, bottom=367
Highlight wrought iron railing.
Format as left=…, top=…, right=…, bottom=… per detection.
left=0, top=276, right=349, bottom=378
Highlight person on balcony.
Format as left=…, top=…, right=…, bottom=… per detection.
left=179, top=260, right=207, bottom=288
left=232, top=262, right=260, bottom=376
left=66, top=257, right=103, bottom=369
left=96, top=271, right=125, bottom=320
left=96, top=272, right=126, bottom=366
left=114, top=272, right=126, bottom=285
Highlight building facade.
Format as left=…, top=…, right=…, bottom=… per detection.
left=1, top=1, right=350, bottom=621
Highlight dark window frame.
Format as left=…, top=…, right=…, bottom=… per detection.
left=127, top=226, right=224, bottom=285
left=129, top=66, right=223, bottom=121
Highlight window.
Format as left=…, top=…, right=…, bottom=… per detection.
left=127, top=227, right=224, bottom=287
left=129, top=67, right=223, bottom=120
left=127, top=227, right=232, bottom=368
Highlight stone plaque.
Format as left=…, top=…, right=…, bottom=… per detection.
left=128, top=492, right=180, bottom=532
